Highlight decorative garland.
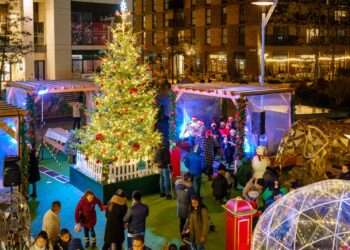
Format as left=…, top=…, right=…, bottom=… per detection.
left=168, top=90, right=176, bottom=144
left=235, top=97, right=248, bottom=159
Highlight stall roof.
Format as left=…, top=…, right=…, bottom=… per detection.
left=172, top=83, right=294, bottom=99
left=6, top=80, right=98, bottom=94
left=0, top=101, right=26, bottom=117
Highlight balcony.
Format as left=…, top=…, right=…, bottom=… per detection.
left=266, top=35, right=298, bottom=46
left=72, top=22, right=109, bottom=46
left=34, top=33, right=46, bottom=52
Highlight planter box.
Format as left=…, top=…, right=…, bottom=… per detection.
left=70, top=166, right=160, bottom=203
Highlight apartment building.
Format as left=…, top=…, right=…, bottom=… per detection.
left=2, top=0, right=123, bottom=82
left=134, top=0, right=350, bottom=82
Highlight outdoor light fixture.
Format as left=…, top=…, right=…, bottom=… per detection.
left=251, top=0, right=278, bottom=86
left=251, top=0, right=274, bottom=6
left=38, top=89, right=48, bottom=96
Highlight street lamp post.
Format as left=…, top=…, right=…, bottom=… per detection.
left=251, top=0, right=278, bottom=86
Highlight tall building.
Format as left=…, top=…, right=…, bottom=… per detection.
left=2, top=0, right=119, bottom=82
left=133, top=0, right=350, bottom=82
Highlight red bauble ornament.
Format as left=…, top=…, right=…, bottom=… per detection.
left=85, top=156, right=89, bottom=161
left=128, top=87, right=138, bottom=94
left=95, top=133, right=105, bottom=141
left=96, top=159, right=101, bottom=164
left=132, top=143, right=140, bottom=151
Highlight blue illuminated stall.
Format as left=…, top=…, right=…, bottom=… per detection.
left=0, top=101, right=26, bottom=188
left=172, top=83, right=294, bottom=157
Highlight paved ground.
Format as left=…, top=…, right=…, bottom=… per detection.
left=30, top=151, right=227, bottom=250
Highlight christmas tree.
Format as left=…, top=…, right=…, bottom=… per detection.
left=79, top=7, right=161, bottom=165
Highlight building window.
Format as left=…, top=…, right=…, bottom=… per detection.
left=206, top=29, right=211, bottom=44
left=206, top=9, right=211, bottom=25
left=306, top=28, right=319, bottom=44
left=165, top=0, right=169, bottom=10
left=222, top=28, right=227, bottom=45
left=191, top=10, right=196, bottom=26
left=152, top=0, right=156, bottom=12
left=142, top=16, right=146, bottom=29
left=192, top=29, right=196, bottom=44
left=222, top=7, right=227, bottom=25
left=208, top=54, right=227, bottom=74
left=337, top=29, right=345, bottom=38
left=153, top=15, right=157, bottom=28
left=206, top=0, right=211, bottom=4
left=143, top=32, right=146, bottom=45
left=178, top=30, right=185, bottom=42
left=143, top=0, right=147, bottom=13
left=239, top=4, right=245, bottom=24
left=192, top=0, right=196, bottom=5
left=335, top=10, right=347, bottom=22
left=238, top=26, right=245, bottom=46
left=165, top=31, right=169, bottom=45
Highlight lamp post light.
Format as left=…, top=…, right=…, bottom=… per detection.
left=251, top=0, right=278, bottom=86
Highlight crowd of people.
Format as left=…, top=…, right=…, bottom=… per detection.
left=32, top=189, right=150, bottom=250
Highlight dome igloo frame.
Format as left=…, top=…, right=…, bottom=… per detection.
left=253, top=179, right=350, bottom=250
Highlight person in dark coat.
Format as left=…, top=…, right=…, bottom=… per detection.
left=28, top=144, right=40, bottom=198
left=212, top=164, right=229, bottom=203
left=184, top=146, right=204, bottom=196
left=339, top=164, right=350, bottom=180
left=75, top=190, right=104, bottom=248
left=124, top=190, right=149, bottom=250
left=54, top=228, right=71, bottom=250
left=54, top=229, right=83, bottom=250
left=175, top=173, right=194, bottom=236
left=222, top=129, right=236, bottom=167
left=201, top=130, right=215, bottom=180
left=103, top=189, right=128, bottom=250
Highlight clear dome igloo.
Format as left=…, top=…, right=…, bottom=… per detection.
left=253, top=180, right=350, bottom=250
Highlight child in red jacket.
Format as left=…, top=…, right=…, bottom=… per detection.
left=75, top=190, right=104, bottom=248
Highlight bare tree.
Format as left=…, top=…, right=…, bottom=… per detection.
left=0, top=0, right=32, bottom=99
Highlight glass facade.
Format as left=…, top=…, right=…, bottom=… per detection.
left=71, top=2, right=118, bottom=45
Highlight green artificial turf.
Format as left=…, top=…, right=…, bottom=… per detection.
left=31, top=150, right=239, bottom=250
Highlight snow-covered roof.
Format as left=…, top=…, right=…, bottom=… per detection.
left=6, top=80, right=98, bottom=94
left=172, top=83, right=294, bottom=99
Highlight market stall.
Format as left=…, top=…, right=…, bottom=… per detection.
left=172, top=83, right=294, bottom=157
left=0, top=101, right=26, bottom=192
left=5, top=80, right=98, bottom=151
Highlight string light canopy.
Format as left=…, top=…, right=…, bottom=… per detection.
left=251, top=0, right=275, bottom=6
left=253, top=179, right=350, bottom=249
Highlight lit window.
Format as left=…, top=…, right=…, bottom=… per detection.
left=209, top=54, right=227, bottom=73
left=306, top=28, right=319, bottom=44
left=206, top=29, right=211, bottom=44
left=192, top=0, right=196, bottom=5
left=222, top=28, right=227, bottom=44
left=143, top=32, right=146, bottom=45
left=153, top=15, right=157, bottom=28
left=178, top=30, right=185, bottom=42
left=222, top=7, right=227, bottom=25
left=206, top=9, right=211, bottom=25
left=335, top=10, right=347, bottom=22
left=206, top=0, right=211, bottom=4
left=165, top=31, right=168, bottom=45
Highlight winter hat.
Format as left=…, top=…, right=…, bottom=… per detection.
left=115, top=188, right=126, bottom=197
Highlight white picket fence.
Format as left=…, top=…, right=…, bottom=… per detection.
left=75, top=151, right=155, bottom=184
